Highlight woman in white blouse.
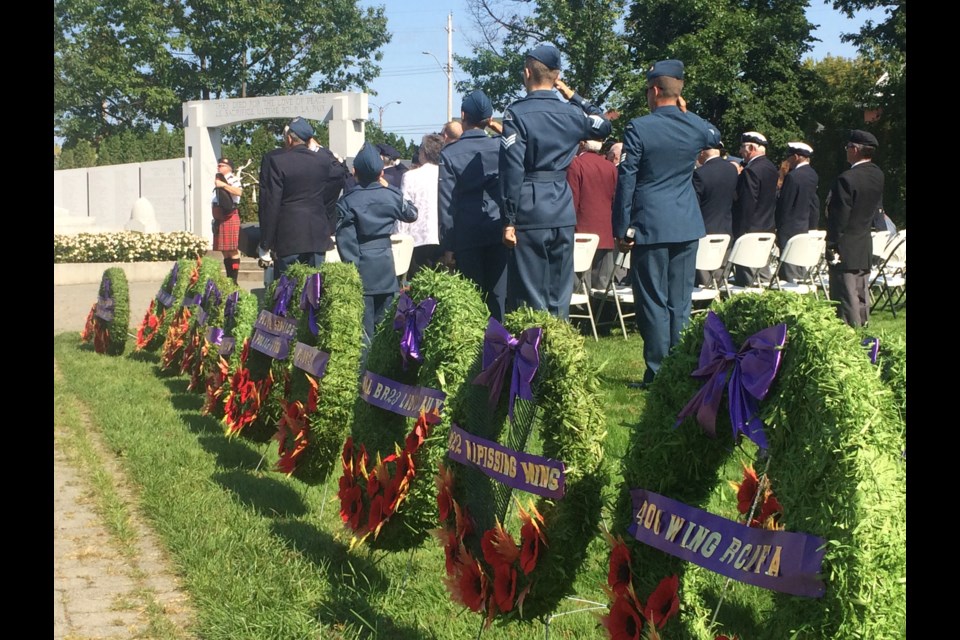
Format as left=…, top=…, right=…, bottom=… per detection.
left=397, top=134, right=445, bottom=280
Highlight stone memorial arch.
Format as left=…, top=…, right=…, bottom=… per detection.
left=182, top=92, right=367, bottom=242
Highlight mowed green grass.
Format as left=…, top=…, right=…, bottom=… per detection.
left=53, top=303, right=905, bottom=640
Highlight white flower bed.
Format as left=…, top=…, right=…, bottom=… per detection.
left=54, top=231, right=210, bottom=264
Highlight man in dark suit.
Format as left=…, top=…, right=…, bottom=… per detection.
left=613, top=59, right=719, bottom=387
left=378, top=143, right=408, bottom=189
left=826, top=130, right=885, bottom=327
left=732, top=131, right=779, bottom=286
left=774, top=141, right=820, bottom=283
left=693, top=139, right=738, bottom=287
left=258, top=116, right=349, bottom=278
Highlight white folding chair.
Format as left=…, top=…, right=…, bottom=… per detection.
left=721, top=232, right=776, bottom=297
left=325, top=236, right=341, bottom=263
left=769, top=232, right=827, bottom=297
left=569, top=233, right=600, bottom=340
left=593, top=250, right=634, bottom=340
left=869, top=232, right=906, bottom=316
left=870, top=230, right=891, bottom=267
left=390, top=234, right=415, bottom=286
left=692, top=234, right=731, bottom=310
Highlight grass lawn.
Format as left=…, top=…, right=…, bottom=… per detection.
left=53, top=301, right=905, bottom=640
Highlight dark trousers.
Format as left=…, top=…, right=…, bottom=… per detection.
left=630, top=240, right=699, bottom=383
left=829, top=266, right=869, bottom=327
left=457, top=244, right=508, bottom=322
left=507, top=226, right=574, bottom=319
left=275, top=252, right=325, bottom=278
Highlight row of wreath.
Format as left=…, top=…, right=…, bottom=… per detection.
left=80, top=257, right=905, bottom=639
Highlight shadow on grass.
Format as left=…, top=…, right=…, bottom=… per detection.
left=180, top=413, right=268, bottom=469
left=127, top=349, right=161, bottom=364
left=161, top=377, right=206, bottom=412
left=271, top=519, right=430, bottom=640
left=213, top=468, right=309, bottom=517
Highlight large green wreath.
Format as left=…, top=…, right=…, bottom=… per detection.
left=436, top=307, right=608, bottom=625
left=180, top=273, right=236, bottom=392
left=274, top=261, right=364, bottom=485
left=605, top=292, right=905, bottom=639
left=80, top=267, right=129, bottom=356
left=135, top=258, right=195, bottom=352
left=159, top=257, right=224, bottom=373
left=338, top=268, right=490, bottom=550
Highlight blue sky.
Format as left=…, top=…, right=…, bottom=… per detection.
left=361, top=1, right=889, bottom=144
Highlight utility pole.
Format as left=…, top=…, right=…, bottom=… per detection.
left=372, top=101, right=402, bottom=129
left=446, top=12, right=453, bottom=122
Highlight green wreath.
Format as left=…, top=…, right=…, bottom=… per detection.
left=435, top=307, right=608, bottom=625
left=159, top=257, right=224, bottom=373
left=180, top=273, right=236, bottom=392
left=202, top=288, right=260, bottom=418
left=603, top=292, right=905, bottom=640
left=80, top=267, right=129, bottom=356
left=274, top=261, right=364, bottom=485
left=135, top=258, right=195, bottom=352
left=223, top=264, right=313, bottom=443
left=338, top=268, right=489, bottom=550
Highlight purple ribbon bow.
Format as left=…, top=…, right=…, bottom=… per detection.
left=392, top=292, right=437, bottom=370
left=675, top=311, right=787, bottom=450
left=299, top=273, right=325, bottom=336
left=861, top=337, right=880, bottom=365
left=272, top=274, right=295, bottom=317
left=202, top=278, right=221, bottom=308
left=168, top=262, right=179, bottom=291
left=472, top=318, right=542, bottom=421
left=224, top=291, right=239, bottom=321
left=207, top=327, right=225, bottom=346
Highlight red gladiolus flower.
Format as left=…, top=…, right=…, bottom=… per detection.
left=305, top=375, right=319, bottom=413
left=367, top=465, right=382, bottom=498
left=455, top=553, right=488, bottom=612
left=517, top=501, right=547, bottom=575
left=732, top=462, right=761, bottom=515
left=368, top=495, right=387, bottom=537
left=601, top=592, right=644, bottom=640
left=608, top=538, right=633, bottom=597
left=339, top=484, right=363, bottom=530
left=135, top=300, right=160, bottom=350
left=341, top=437, right=355, bottom=475
left=492, top=563, right=518, bottom=612
left=481, top=520, right=520, bottom=568
left=383, top=476, right=400, bottom=513
left=752, top=493, right=784, bottom=529
left=404, top=412, right=430, bottom=454
left=642, top=574, right=680, bottom=629
left=355, top=444, right=370, bottom=479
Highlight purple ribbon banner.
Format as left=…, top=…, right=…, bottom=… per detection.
left=94, top=297, right=114, bottom=322
left=628, top=488, right=825, bottom=598
left=219, top=337, right=236, bottom=357
left=155, top=263, right=179, bottom=307
left=446, top=423, right=566, bottom=499
left=359, top=370, right=446, bottom=424
left=862, top=337, right=880, bottom=365
left=299, top=273, right=324, bottom=336
left=250, top=310, right=298, bottom=360
left=293, top=341, right=330, bottom=378
left=206, top=327, right=236, bottom=356
left=675, top=311, right=786, bottom=450
left=156, top=290, right=175, bottom=308
left=393, top=292, right=437, bottom=370
left=195, top=307, right=209, bottom=327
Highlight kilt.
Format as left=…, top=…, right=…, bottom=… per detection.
left=212, top=207, right=241, bottom=251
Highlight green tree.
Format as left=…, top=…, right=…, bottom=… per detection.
left=58, top=140, right=98, bottom=169
left=55, top=0, right=389, bottom=148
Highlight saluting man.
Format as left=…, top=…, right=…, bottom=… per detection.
left=499, top=44, right=612, bottom=319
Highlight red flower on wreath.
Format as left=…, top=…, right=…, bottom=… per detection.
left=275, top=399, right=309, bottom=475
left=135, top=299, right=163, bottom=350
left=481, top=520, right=520, bottom=568
left=732, top=462, right=761, bottom=515
left=492, top=562, right=518, bottom=613
left=730, top=461, right=785, bottom=529
left=341, top=436, right=355, bottom=475
left=451, top=549, right=488, bottom=613
left=601, top=591, right=644, bottom=640
left=453, top=499, right=474, bottom=541
left=81, top=306, right=96, bottom=343
left=339, top=483, right=363, bottom=530
left=436, top=463, right=455, bottom=522
left=93, top=323, right=109, bottom=354
left=222, top=340, right=272, bottom=437
left=160, top=307, right=192, bottom=370
left=641, top=574, right=680, bottom=630
left=202, top=356, right=229, bottom=415
left=607, top=535, right=634, bottom=598
left=752, top=493, right=784, bottom=530
left=518, top=501, right=546, bottom=575
left=431, top=527, right=461, bottom=576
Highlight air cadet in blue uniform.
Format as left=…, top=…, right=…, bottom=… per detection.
left=612, top=60, right=719, bottom=388
left=336, top=142, right=418, bottom=347
left=499, top=44, right=612, bottom=319
left=438, top=89, right=507, bottom=321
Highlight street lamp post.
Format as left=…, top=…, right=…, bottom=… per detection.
left=422, top=50, right=453, bottom=122
left=371, top=100, right=402, bottom=128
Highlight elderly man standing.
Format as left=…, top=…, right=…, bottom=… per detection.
left=826, top=130, right=885, bottom=327
left=500, top=44, right=612, bottom=318
left=258, top=117, right=348, bottom=278
left=774, top=141, right=820, bottom=283
left=567, top=138, right=618, bottom=291
left=693, top=138, right=739, bottom=287
left=613, top=60, right=719, bottom=388
left=732, top=131, right=779, bottom=286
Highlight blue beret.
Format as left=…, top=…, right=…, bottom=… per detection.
left=849, top=129, right=879, bottom=147
left=376, top=142, right=401, bottom=160
left=287, top=117, right=314, bottom=142
left=703, top=123, right=723, bottom=150
left=646, top=59, right=684, bottom=82
left=461, top=89, right=493, bottom=122
left=353, top=142, right=384, bottom=181
left=526, top=44, right=562, bottom=71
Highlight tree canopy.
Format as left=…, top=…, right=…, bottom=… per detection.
left=55, top=0, right=389, bottom=147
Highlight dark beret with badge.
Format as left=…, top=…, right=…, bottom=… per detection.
left=848, top=129, right=879, bottom=148
left=461, top=89, right=493, bottom=122
left=287, top=116, right=314, bottom=142
left=376, top=142, right=402, bottom=161
left=526, top=44, right=562, bottom=71
left=354, top=142, right=385, bottom=183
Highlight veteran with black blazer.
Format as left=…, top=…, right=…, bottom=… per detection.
left=826, top=130, right=885, bottom=327
left=774, top=142, right=820, bottom=283
left=693, top=143, right=739, bottom=286
left=732, top=131, right=779, bottom=286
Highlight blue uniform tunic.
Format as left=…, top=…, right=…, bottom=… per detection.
left=438, top=128, right=507, bottom=320
left=499, top=90, right=611, bottom=318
